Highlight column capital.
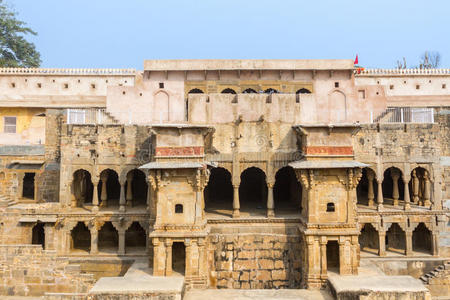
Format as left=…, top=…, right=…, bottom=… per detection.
left=164, top=239, right=173, bottom=247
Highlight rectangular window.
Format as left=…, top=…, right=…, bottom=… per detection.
left=4, top=117, right=16, bottom=133
left=358, top=90, right=365, bottom=99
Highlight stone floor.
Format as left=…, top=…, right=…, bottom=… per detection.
left=184, top=289, right=333, bottom=300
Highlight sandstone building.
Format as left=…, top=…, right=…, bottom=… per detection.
left=0, top=60, right=448, bottom=298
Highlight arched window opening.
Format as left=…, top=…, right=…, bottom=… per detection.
left=264, top=88, right=278, bottom=94
left=409, top=167, right=431, bottom=206
left=326, top=203, right=335, bottom=212
left=359, top=223, right=379, bottom=254
left=326, top=241, right=340, bottom=272
left=412, top=223, right=432, bottom=254
left=356, top=168, right=376, bottom=206
left=98, top=169, right=120, bottom=207
left=273, top=166, right=302, bottom=216
left=98, top=222, right=118, bottom=253
left=172, top=242, right=186, bottom=275
left=242, top=88, right=257, bottom=94
left=22, top=172, right=35, bottom=199
left=204, top=168, right=233, bottom=217
left=188, top=88, right=204, bottom=94
left=73, top=169, right=93, bottom=206
left=296, top=88, right=311, bottom=94
left=221, top=88, right=237, bottom=94
left=32, top=223, right=45, bottom=248
left=125, top=222, right=146, bottom=253
left=125, top=169, right=148, bottom=207
left=386, top=223, right=406, bottom=255
left=71, top=222, right=91, bottom=253
left=382, top=167, right=404, bottom=206
left=239, top=167, right=267, bottom=216
left=175, top=204, right=183, bottom=214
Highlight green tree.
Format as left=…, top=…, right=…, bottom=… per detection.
left=0, top=0, right=41, bottom=67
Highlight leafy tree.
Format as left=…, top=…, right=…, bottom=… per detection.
left=0, top=0, right=41, bottom=67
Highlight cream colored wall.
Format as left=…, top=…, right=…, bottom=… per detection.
left=0, top=108, right=45, bottom=145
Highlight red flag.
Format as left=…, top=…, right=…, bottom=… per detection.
left=354, top=55, right=359, bottom=65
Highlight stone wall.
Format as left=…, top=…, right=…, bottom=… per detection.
left=0, top=245, right=95, bottom=297
left=208, top=228, right=302, bottom=289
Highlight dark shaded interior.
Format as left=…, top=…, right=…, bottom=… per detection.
left=71, top=222, right=91, bottom=252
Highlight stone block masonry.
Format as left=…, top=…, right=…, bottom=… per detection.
left=0, top=245, right=95, bottom=297
left=209, top=233, right=303, bottom=289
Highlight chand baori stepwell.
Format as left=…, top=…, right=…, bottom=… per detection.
left=0, top=59, right=449, bottom=299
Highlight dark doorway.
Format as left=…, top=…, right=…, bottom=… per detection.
left=98, top=222, right=118, bottom=253
left=359, top=223, right=379, bottom=254
left=172, top=242, right=186, bottom=275
left=125, top=222, right=146, bottom=253
left=204, top=167, right=233, bottom=215
left=382, top=168, right=404, bottom=204
left=326, top=241, right=340, bottom=271
left=32, top=223, right=45, bottom=248
left=71, top=222, right=91, bottom=252
left=273, top=166, right=302, bottom=215
left=126, top=169, right=148, bottom=207
left=99, top=169, right=120, bottom=206
left=73, top=169, right=93, bottom=205
left=386, top=223, right=406, bottom=254
left=239, top=167, right=267, bottom=214
left=413, top=223, right=432, bottom=254
left=22, top=172, right=35, bottom=199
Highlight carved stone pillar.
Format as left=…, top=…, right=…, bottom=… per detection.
left=126, top=172, right=133, bottom=207
left=266, top=182, right=274, bottom=218
left=377, top=178, right=383, bottom=211
left=92, top=181, right=99, bottom=212
left=432, top=232, right=439, bottom=256
left=147, top=183, right=152, bottom=213
left=412, top=170, right=419, bottom=204
left=198, top=238, right=206, bottom=278
left=71, top=179, right=78, bottom=208
left=152, top=238, right=166, bottom=276
left=118, top=229, right=125, bottom=255
left=423, top=173, right=431, bottom=207
left=119, top=182, right=126, bottom=212
left=165, top=239, right=173, bottom=276
left=367, top=171, right=375, bottom=207
left=338, top=240, right=346, bottom=275
left=391, top=169, right=400, bottom=206
left=378, top=230, right=386, bottom=256
left=403, top=176, right=410, bottom=211
left=90, top=226, right=98, bottom=255
left=320, top=237, right=327, bottom=278
left=405, top=230, right=412, bottom=256
left=232, top=185, right=240, bottom=218
left=100, top=172, right=108, bottom=207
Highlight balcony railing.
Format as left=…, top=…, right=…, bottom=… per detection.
left=66, top=109, right=118, bottom=125
left=371, top=107, right=434, bottom=124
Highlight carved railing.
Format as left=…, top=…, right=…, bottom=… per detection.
left=0, top=68, right=136, bottom=75
left=357, top=68, right=450, bottom=76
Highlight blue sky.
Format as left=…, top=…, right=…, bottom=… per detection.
left=8, top=0, right=450, bottom=69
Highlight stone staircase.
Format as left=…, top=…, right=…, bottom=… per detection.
left=0, top=194, right=16, bottom=207
left=185, top=275, right=208, bottom=290
left=420, top=260, right=450, bottom=284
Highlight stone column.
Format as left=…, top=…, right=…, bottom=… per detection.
left=405, top=230, right=412, bottom=256
left=147, top=183, right=152, bottom=213
left=367, top=171, right=375, bottom=207
left=66, top=230, right=72, bottom=255
left=100, top=172, right=108, bottom=207
left=185, top=240, right=193, bottom=276
left=71, top=179, right=78, bottom=208
left=432, top=232, right=439, bottom=256
left=266, top=182, right=275, bottom=218
left=92, top=181, right=99, bottom=212
left=232, top=185, right=240, bottom=218
left=403, top=176, right=410, bottom=211
left=412, top=170, right=419, bottom=204
left=198, top=238, right=206, bottom=278
left=338, top=240, right=345, bottom=275
left=378, top=230, right=386, bottom=256
left=320, top=237, right=327, bottom=278
left=119, top=182, right=126, bottom=212
left=423, top=173, right=431, bottom=207
left=118, top=229, right=125, bottom=255
left=90, top=226, right=98, bottom=254
left=126, top=172, right=133, bottom=207
left=152, top=238, right=166, bottom=276
left=391, top=169, right=400, bottom=206
left=377, top=178, right=383, bottom=211
left=351, top=236, right=359, bottom=274
left=165, top=239, right=173, bottom=276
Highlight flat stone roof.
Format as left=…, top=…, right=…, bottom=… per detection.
left=139, top=161, right=216, bottom=170
left=144, top=59, right=354, bottom=71
left=289, top=160, right=369, bottom=169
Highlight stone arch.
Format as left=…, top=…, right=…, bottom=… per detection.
left=153, top=90, right=170, bottom=123
left=72, top=169, right=94, bottom=207
left=125, top=169, right=148, bottom=207
left=382, top=167, right=404, bottom=205
left=98, top=169, right=120, bottom=207
left=221, top=88, right=237, bottom=94
left=125, top=221, right=146, bottom=253
left=273, top=166, right=302, bottom=215
left=409, top=167, right=431, bottom=206
left=264, top=88, right=278, bottom=94
left=296, top=88, right=311, bottom=94
left=357, top=167, right=377, bottom=206
left=386, top=223, right=406, bottom=255
left=204, top=167, right=233, bottom=216
left=98, top=221, right=118, bottom=253
left=359, top=223, right=379, bottom=254
left=242, top=88, right=257, bottom=94
left=239, top=167, right=267, bottom=216
left=188, top=88, right=204, bottom=94
left=412, top=222, right=432, bottom=254
left=328, top=89, right=347, bottom=123
left=71, top=222, right=91, bottom=253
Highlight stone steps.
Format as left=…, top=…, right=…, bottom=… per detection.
left=0, top=194, right=17, bottom=207
left=419, top=260, right=450, bottom=284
